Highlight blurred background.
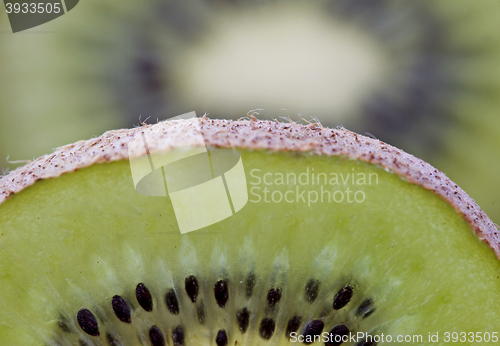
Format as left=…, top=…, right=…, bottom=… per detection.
left=1, top=0, right=499, bottom=223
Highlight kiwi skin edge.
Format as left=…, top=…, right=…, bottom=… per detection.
left=0, top=116, right=498, bottom=258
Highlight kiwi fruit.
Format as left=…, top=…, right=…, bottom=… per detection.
left=0, top=118, right=499, bottom=345
left=1, top=0, right=500, bottom=224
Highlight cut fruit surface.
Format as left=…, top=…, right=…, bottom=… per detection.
left=0, top=118, right=499, bottom=345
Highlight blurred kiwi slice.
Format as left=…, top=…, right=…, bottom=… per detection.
left=0, top=118, right=499, bottom=345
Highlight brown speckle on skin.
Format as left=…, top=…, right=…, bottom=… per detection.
left=0, top=118, right=498, bottom=258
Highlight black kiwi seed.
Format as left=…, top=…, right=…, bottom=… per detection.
left=185, top=275, right=199, bottom=303
left=165, top=289, right=180, bottom=315
left=216, top=329, right=228, bottom=346
left=286, top=315, right=302, bottom=337
left=325, top=324, right=350, bottom=346
left=259, top=318, right=276, bottom=340
left=305, top=279, right=321, bottom=303
left=172, top=325, right=185, bottom=346
left=333, top=285, right=353, bottom=310
left=236, top=307, right=250, bottom=333
left=149, top=325, right=165, bottom=346
left=136, top=283, right=153, bottom=312
left=106, top=333, right=120, bottom=346
left=303, top=320, right=324, bottom=345
left=245, top=273, right=256, bottom=297
left=356, top=298, right=375, bottom=318
left=214, top=280, right=229, bottom=308
left=266, top=287, right=282, bottom=307
left=76, top=309, right=100, bottom=337
left=112, top=295, right=131, bottom=323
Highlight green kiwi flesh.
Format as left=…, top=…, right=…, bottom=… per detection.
left=0, top=120, right=499, bottom=345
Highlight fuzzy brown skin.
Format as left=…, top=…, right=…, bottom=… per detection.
left=1, top=117, right=499, bottom=258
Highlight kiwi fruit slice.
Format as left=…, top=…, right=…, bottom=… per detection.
left=0, top=118, right=499, bottom=345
